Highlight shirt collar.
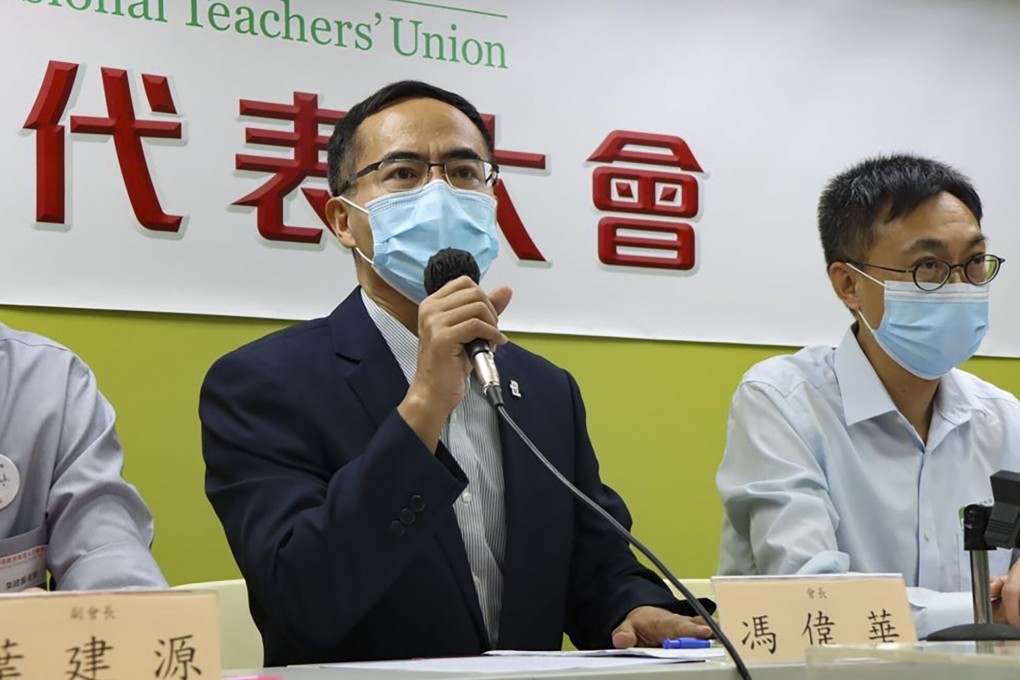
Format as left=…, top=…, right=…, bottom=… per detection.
left=835, top=326, right=987, bottom=428
left=361, top=289, right=418, bottom=385
left=834, top=327, right=899, bottom=426
left=933, top=368, right=987, bottom=426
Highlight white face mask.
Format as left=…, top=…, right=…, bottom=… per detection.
left=849, top=264, right=990, bottom=379
left=339, top=180, right=499, bottom=303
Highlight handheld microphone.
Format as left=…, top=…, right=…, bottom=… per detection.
left=423, top=248, right=504, bottom=406
left=422, top=248, right=751, bottom=679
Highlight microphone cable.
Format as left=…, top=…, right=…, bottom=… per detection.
left=422, top=247, right=751, bottom=678
left=485, top=385, right=753, bottom=680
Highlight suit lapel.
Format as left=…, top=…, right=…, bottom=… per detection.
left=328, top=289, right=488, bottom=645
left=494, top=349, right=560, bottom=647
left=330, top=290, right=408, bottom=429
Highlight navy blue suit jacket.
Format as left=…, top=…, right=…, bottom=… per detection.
left=201, top=289, right=695, bottom=666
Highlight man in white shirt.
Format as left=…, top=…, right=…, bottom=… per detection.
left=716, top=154, right=1020, bottom=637
left=0, top=322, right=166, bottom=591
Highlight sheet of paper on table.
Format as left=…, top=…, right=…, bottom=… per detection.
left=325, top=647, right=724, bottom=674
left=486, top=648, right=726, bottom=660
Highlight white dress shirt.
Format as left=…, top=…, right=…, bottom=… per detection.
left=717, top=328, right=1020, bottom=638
left=362, top=291, right=506, bottom=644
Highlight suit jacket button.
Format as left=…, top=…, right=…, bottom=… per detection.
left=390, top=520, right=405, bottom=537
left=410, top=494, right=425, bottom=512
left=399, top=508, right=415, bottom=525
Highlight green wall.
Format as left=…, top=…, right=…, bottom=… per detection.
left=3, top=305, right=1019, bottom=585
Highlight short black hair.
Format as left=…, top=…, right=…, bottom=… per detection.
left=817, top=154, right=983, bottom=267
left=327, top=80, right=495, bottom=197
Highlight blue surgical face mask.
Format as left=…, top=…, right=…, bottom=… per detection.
left=849, top=264, right=990, bottom=380
left=339, top=180, right=500, bottom=303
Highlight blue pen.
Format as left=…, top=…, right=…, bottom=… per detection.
left=662, top=637, right=711, bottom=649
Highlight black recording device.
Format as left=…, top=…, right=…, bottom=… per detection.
left=985, top=471, right=1020, bottom=549
left=928, top=470, right=1020, bottom=641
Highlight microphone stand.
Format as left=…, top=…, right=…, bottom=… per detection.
left=927, top=505, right=1020, bottom=641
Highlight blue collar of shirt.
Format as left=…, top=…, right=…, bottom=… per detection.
left=834, top=326, right=986, bottom=428
left=934, top=367, right=988, bottom=428
left=835, top=328, right=898, bottom=426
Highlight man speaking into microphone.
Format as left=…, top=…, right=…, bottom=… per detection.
left=199, top=80, right=708, bottom=666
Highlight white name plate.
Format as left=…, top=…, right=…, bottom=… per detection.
left=712, top=574, right=917, bottom=662
left=0, top=589, right=221, bottom=678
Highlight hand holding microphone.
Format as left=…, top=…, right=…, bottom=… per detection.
left=396, top=248, right=512, bottom=452
left=424, top=249, right=509, bottom=406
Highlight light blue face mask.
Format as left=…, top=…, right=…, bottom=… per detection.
left=340, top=180, right=500, bottom=303
left=850, top=265, right=990, bottom=380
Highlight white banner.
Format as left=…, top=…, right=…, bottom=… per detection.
left=3, top=0, right=1019, bottom=355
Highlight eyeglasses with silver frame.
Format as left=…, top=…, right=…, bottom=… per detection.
left=342, top=157, right=499, bottom=194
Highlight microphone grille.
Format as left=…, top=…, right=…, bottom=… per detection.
left=423, top=248, right=481, bottom=296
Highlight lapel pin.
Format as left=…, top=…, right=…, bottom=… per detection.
left=509, top=380, right=522, bottom=398
left=0, top=454, right=21, bottom=510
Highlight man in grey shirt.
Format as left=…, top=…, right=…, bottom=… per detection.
left=0, top=321, right=166, bottom=590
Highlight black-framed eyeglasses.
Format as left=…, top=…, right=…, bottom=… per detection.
left=848, top=254, right=1005, bottom=291
left=340, top=157, right=499, bottom=195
